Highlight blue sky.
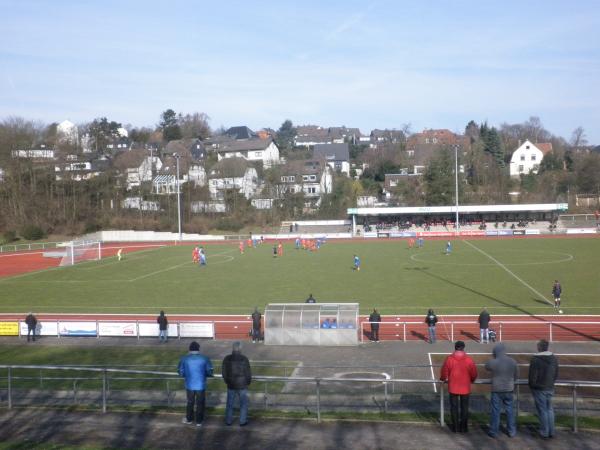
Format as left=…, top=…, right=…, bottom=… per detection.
left=1, top=0, right=599, bottom=143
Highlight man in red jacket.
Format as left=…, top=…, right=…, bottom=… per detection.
left=440, top=340, right=478, bottom=432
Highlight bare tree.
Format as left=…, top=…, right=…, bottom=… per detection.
left=570, top=126, right=588, bottom=147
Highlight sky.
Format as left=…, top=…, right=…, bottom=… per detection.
left=1, top=0, right=599, bottom=144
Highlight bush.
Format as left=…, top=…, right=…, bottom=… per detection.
left=214, top=217, right=244, bottom=232
left=2, top=230, right=17, bottom=244
left=20, top=225, right=45, bottom=241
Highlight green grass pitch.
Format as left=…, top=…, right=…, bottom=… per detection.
left=1, top=237, right=599, bottom=315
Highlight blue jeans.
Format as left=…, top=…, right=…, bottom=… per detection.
left=532, top=389, right=555, bottom=437
left=159, top=329, right=167, bottom=342
left=428, top=326, right=436, bottom=343
left=225, top=388, right=249, bottom=425
left=489, top=392, right=516, bottom=437
left=480, top=328, right=489, bottom=343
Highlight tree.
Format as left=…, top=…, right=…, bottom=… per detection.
left=423, top=148, right=456, bottom=205
left=570, top=126, right=588, bottom=147
left=275, top=119, right=296, bottom=152
left=179, top=112, right=211, bottom=139
left=160, top=109, right=182, bottom=142
left=87, top=117, right=122, bottom=152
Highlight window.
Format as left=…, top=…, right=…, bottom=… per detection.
left=518, top=165, right=524, bottom=172
left=307, top=187, right=316, bottom=194
left=526, top=145, right=530, bottom=149
left=255, top=151, right=262, bottom=157
left=407, top=150, right=414, bottom=157
left=302, top=175, right=309, bottom=181
left=432, top=138, right=437, bottom=144
left=309, top=175, right=316, bottom=181
left=520, top=155, right=525, bottom=161
left=531, top=155, right=536, bottom=161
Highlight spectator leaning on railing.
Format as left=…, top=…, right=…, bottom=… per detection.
left=485, top=343, right=518, bottom=438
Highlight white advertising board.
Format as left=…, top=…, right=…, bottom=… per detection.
left=138, top=322, right=179, bottom=337
left=58, top=321, right=97, bottom=336
left=566, top=228, right=597, bottom=234
left=179, top=322, right=214, bottom=338
left=98, top=322, right=137, bottom=337
left=19, top=321, right=59, bottom=336
left=525, top=229, right=541, bottom=235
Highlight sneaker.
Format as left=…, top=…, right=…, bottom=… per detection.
left=196, top=422, right=202, bottom=427
left=182, top=418, right=193, bottom=425
left=240, top=422, right=248, bottom=427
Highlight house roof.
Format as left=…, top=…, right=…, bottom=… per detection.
left=280, top=160, right=323, bottom=177
left=210, top=157, right=250, bottom=178
left=217, top=138, right=274, bottom=153
left=534, top=142, right=553, bottom=155
left=313, top=143, right=350, bottom=161
left=225, top=126, right=256, bottom=140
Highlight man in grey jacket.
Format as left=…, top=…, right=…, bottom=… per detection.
left=485, top=343, right=518, bottom=438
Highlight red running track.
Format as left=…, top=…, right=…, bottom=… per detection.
left=1, top=313, right=598, bottom=342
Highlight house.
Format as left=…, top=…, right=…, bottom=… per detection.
left=121, top=197, right=160, bottom=211
left=294, top=125, right=330, bottom=147
left=0, top=167, right=4, bottom=183
left=208, top=157, right=260, bottom=201
left=164, top=138, right=206, bottom=160
left=216, top=138, right=280, bottom=167
left=276, top=160, right=333, bottom=205
left=405, top=129, right=469, bottom=172
left=509, top=139, right=553, bottom=177
left=153, top=155, right=188, bottom=194
left=313, top=143, right=350, bottom=176
left=105, top=136, right=131, bottom=152
left=383, top=171, right=419, bottom=200
left=224, top=126, right=257, bottom=140
left=114, top=148, right=162, bottom=190
left=12, top=144, right=55, bottom=160
left=54, top=155, right=110, bottom=181
left=370, top=129, right=405, bottom=144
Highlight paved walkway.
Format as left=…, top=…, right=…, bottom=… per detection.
left=1, top=408, right=600, bottom=450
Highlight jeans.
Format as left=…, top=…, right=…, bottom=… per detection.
left=489, top=392, right=516, bottom=437
left=480, top=328, right=489, bottom=343
left=186, top=389, right=206, bottom=424
left=27, top=327, right=35, bottom=342
left=159, top=329, right=167, bottom=342
left=428, top=326, right=436, bottom=343
left=449, top=393, right=470, bottom=432
left=532, top=389, right=555, bottom=437
left=252, top=327, right=261, bottom=341
left=225, top=388, right=249, bottom=425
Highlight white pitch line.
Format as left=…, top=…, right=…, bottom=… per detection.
left=128, top=249, right=235, bottom=282
left=428, top=352, right=437, bottom=393
left=464, top=240, right=553, bottom=306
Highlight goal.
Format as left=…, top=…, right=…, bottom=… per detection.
left=59, top=241, right=102, bottom=266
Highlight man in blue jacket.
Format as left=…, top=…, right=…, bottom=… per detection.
left=178, top=341, right=214, bottom=426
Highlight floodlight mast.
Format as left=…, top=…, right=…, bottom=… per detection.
left=454, top=144, right=460, bottom=236
left=174, top=153, right=182, bottom=241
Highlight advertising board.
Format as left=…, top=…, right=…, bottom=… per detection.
left=98, top=322, right=137, bottom=337
left=58, top=321, right=97, bottom=336
left=0, top=322, right=19, bottom=336
left=179, top=322, right=215, bottom=338
left=138, top=322, right=179, bottom=337
left=19, top=321, right=59, bottom=336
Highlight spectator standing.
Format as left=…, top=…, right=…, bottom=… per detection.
left=305, top=294, right=316, bottom=303
left=25, top=312, right=37, bottom=342
left=178, top=341, right=213, bottom=427
left=369, top=308, right=381, bottom=342
left=552, top=280, right=562, bottom=311
left=157, top=310, right=168, bottom=343
left=222, top=341, right=252, bottom=426
left=251, top=307, right=261, bottom=343
left=440, top=341, right=478, bottom=433
left=485, top=343, right=519, bottom=438
left=425, top=309, right=438, bottom=344
left=478, top=307, right=491, bottom=343
left=528, top=339, right=559, bottom=439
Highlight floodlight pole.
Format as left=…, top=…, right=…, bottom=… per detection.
left=175, top=153, right=182, bottom=241
left=454, top=144, right=460, bottom=236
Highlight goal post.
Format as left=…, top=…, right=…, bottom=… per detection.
left=59, top=241, right=102, bottom=266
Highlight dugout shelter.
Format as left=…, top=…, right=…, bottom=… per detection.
left=264, top=303, right=359, bottom=346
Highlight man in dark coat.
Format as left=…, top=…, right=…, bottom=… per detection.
left=157, top=310, right=168, bottom=343
left=25, top=312, right=37, bottom=342
left=369, top=308, right=381, bottom=342
left=222, top=341, right=252, bottom=426
left=425, top=309, right=438, bottom=344
left=528, top=339, right=559, bottom=439
left=251, top=307, right=261, bottom=343
left=478, top=307, right=491, bottom=343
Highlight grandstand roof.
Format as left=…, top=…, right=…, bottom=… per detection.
left=347, top=203, right=568, bottom=216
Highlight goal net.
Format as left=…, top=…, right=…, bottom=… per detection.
left=59, top=241, right=102, bottom=266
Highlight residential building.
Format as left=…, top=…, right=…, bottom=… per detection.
left=276, top=160, right=333, bottom=206
left=509, top=139, right=553, bottom=177
left=12, top=145, right=55, bottom=160
left=57, top=120, right=78, bottom=144
left=114, top=148, right=162, bottom=190
left=208, top=157, right=260, bottom=201
left=313, top=143, right=350, bottom=176
left=370, top=129, right=405, bottom=144
left=216, top=138, right=280, bottom=167
left=405, top=129, right=469, bottom=171
left=224, top=126, right=257, bottom=140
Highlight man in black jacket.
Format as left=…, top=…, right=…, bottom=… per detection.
left=425, top=309, right=438, bottom=344
left=222, top=341, right=252, bottom=426
left=369, top=309, right=381, bottom=342
left=528, top=339, right=559, bottom=438
left=157, top=311, right=168, bottom=343
left=478, top=308, right=491, bottom=343
left=25, top=312, right=37, bottom=342
left=251, top=307, right=261, bottom=343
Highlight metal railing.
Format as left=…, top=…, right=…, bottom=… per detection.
left=360, top=320, right=600, bottom=342
left=0, top=241, right=61, bottom=253
left=1, top=365, right=599, bottom=432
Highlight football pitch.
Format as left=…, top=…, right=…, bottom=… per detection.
left=1, top=237, right=599, bottom=315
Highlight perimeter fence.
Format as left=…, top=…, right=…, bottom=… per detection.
left=1, top=364, right=599, bottom=432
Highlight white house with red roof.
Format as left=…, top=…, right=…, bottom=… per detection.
left=509, top=139, right=553, bottom=177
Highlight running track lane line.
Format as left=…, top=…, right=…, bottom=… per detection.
left=463, top=240, right=553, bottom=306
left=428, top=352, right=437, bottom=393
